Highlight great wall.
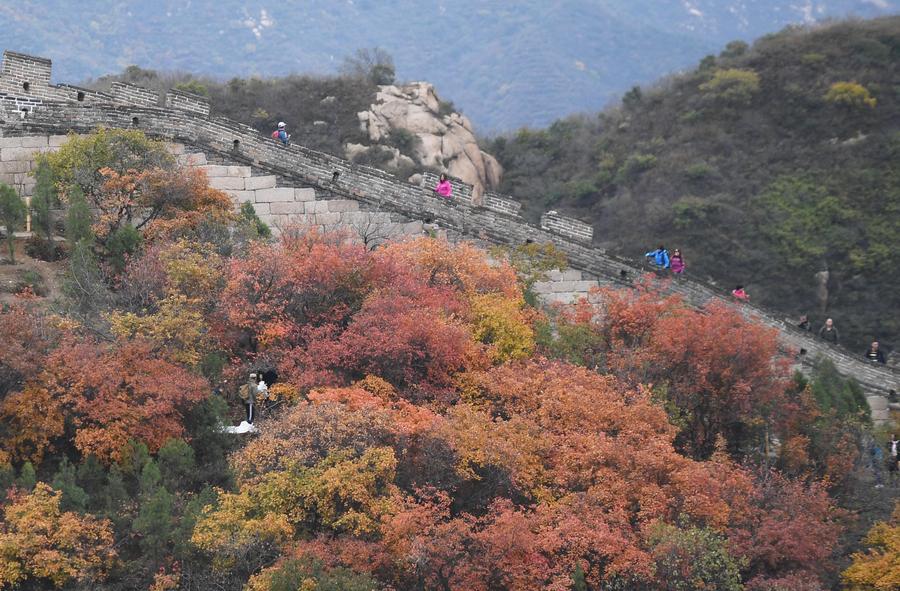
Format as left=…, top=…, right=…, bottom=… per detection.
left=1, top=50, right=897, bottom=423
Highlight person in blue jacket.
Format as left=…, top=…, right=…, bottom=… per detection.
left=272, top=121, right=291, bottom=146
left=645, top=244, right=670, bottom=269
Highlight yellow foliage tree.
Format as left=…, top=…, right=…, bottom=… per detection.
left=699, top=68, right=761, bottom=106
left=825, top=81, right=877, bottom=109
left=192, top=447, right=399, bottom=567
left=0, top=483, right=116, bottom=589
left=843, top=501, right=900, bottom=590
left=469, top=293, right=535, bottom=363
left=108, top=240, right=224, bottom=365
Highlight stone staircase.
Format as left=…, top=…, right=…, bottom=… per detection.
left=174, top=146, right=422, bottom=243
left=532, top=268, right=599, bottom=305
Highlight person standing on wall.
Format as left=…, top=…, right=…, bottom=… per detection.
left=731, top=285, right=750, bottom=300
left=865, top=341, right=886, bottom=364
left=272, top=122, right=291, bottom=146
left=644, top=245, right=670, bottom=271
left=434, top=173, right=453, bottom=200
left=818, top=318, right=839, bottom=345
left=670, top=248, right=685, bottom=274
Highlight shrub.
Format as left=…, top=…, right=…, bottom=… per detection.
left=15, top=270, right=48, bottom=297
left=385, top=128, right=420, bottom=155
left=615, top=153, right=657, bottom=184
left=684, top=162, right=715, bottom=181
left=173, top=79, right=209, bottom=97
left=720, top=40, right=749, bottom=58
left=239, top=201, right=272, bottom=240
left=824, top=81, right=876, bottom=109
left=699, top=68, right=760, bottom=106
left=0, top=183, right=26, bottom=264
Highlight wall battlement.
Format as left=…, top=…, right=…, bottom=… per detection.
left=0, top=49, right=897, bottom=422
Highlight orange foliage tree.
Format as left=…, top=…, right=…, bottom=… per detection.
left=545, top=280, right=793, bottom=459
left=5, top=337, right=209, bottom=464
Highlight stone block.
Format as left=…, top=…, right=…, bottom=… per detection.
left=255, top=187, right=296, bottom=202
left=531, top=281, right=553, bottom=294
left=867, top=395, right=888, bottom=412
left=228, top=165, right=252, bottom=177
left=294, top=188, right=316, bottom=202
left=200, top=164, right=230, bottom=178
left=403, top=221, right=424, bottom=234
left=0, top=160, right=31, bottom=174
left=229, top=190, right=256, bottom=203
left=269, top=201, right=306, bottom=215
left=0, top=147, right=39, bottom=161
left=547, top=269, right=583, bottom=282
left=48, top=135, right=71, bottom=147
left=252, top=202, right=270, bottom=215
left=244, top=175, right=277, bottom=190
left=0, top=137, right=21, bottom=148
left=325, top=199, right=359, bottom=213
left=304, top=201, right=329, bottom=214
left=208, top=176, right=245, bottom=191
left=167, top=142, right=186, bottom=155
left=19, top=136, right=48, bottom=148
left=314, top=212, right=341, bottom=226
left=178, top=153, right=207, bottom=166
left=550, top=281, right=576, bottom=293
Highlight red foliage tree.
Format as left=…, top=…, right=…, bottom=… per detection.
left=36, top=337, right=209, bottom=462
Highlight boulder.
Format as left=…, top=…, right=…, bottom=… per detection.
left=353, top=81, right=502, bottom=193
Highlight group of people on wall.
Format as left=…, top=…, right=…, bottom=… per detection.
left=644, top=245, right=890, bottom=366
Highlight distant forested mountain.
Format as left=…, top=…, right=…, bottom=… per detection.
left=488, top=17, right=900, bottom=353
left=0, top=0, right=895, bottom=129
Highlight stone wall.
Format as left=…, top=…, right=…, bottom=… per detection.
left=0, top=49, right=897, bottom=423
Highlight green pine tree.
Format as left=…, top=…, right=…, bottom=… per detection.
left=0, top=182, right=26, bottom=264
left=51, top=457, right=89, bottom=512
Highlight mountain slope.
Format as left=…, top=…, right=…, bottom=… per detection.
left=0, top=0, right=895, bottom=130
left=488, top=16, right=900, bottom=354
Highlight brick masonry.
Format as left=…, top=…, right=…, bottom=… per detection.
left=0, top=49, right=897, bottom=423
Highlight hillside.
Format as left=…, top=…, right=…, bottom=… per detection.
left=488, top=17, right=900, bottom=355
left=0, top=0, right=895, bottom=130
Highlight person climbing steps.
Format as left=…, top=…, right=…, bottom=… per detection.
left=272, top=121, right=291, bottom=146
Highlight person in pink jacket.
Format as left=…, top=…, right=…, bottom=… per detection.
left=434, top=173, right=452, bottom=199
left=670, top=248, right=685, bottom=274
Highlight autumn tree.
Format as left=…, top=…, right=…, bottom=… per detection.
left=543, top=282, right=792, bottom=459
left=38, top=128, right=173, bottom=203
left=842, top=501, right=900, bottom=591
left=28, top=337, right=209, bottom=463
left=825, top=81, right=877, bottom=109
left=0, top=483, right=117, bottom=589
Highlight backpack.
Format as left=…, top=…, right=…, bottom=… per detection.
left=271, top=130, right=280, bottom=139
left=238, top=384, right=251, bottom=401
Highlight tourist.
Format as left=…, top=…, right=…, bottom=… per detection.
left=890, top=435, right=899, bottom=481
left=239, top=372, right=258, bottom=424
left=731, top=285, right=749, bottom=300
left=865, top=340, right=886, bottom=364
left=873, top=443, right=885, bottom=488
left=272, top=122, right=290, bottom=146
left=644, top=244, right=670, bottom=270
left=669, top=248, right=685, bottom=274
left=818, top=318, right=839, bottom=345
left=434, top=173, right=453, bottom=200
left=797, top=314, right=811, bottom=331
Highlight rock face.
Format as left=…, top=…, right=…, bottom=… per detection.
left=354, top=82, right=502, bottom=192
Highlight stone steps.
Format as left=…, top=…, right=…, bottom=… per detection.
left=532, top=268, right=599, bottom=304
left=174, top=150, right=422, bottom=244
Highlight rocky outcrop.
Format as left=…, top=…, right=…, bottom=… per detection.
left=354, top=82, right=502, bottom=193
